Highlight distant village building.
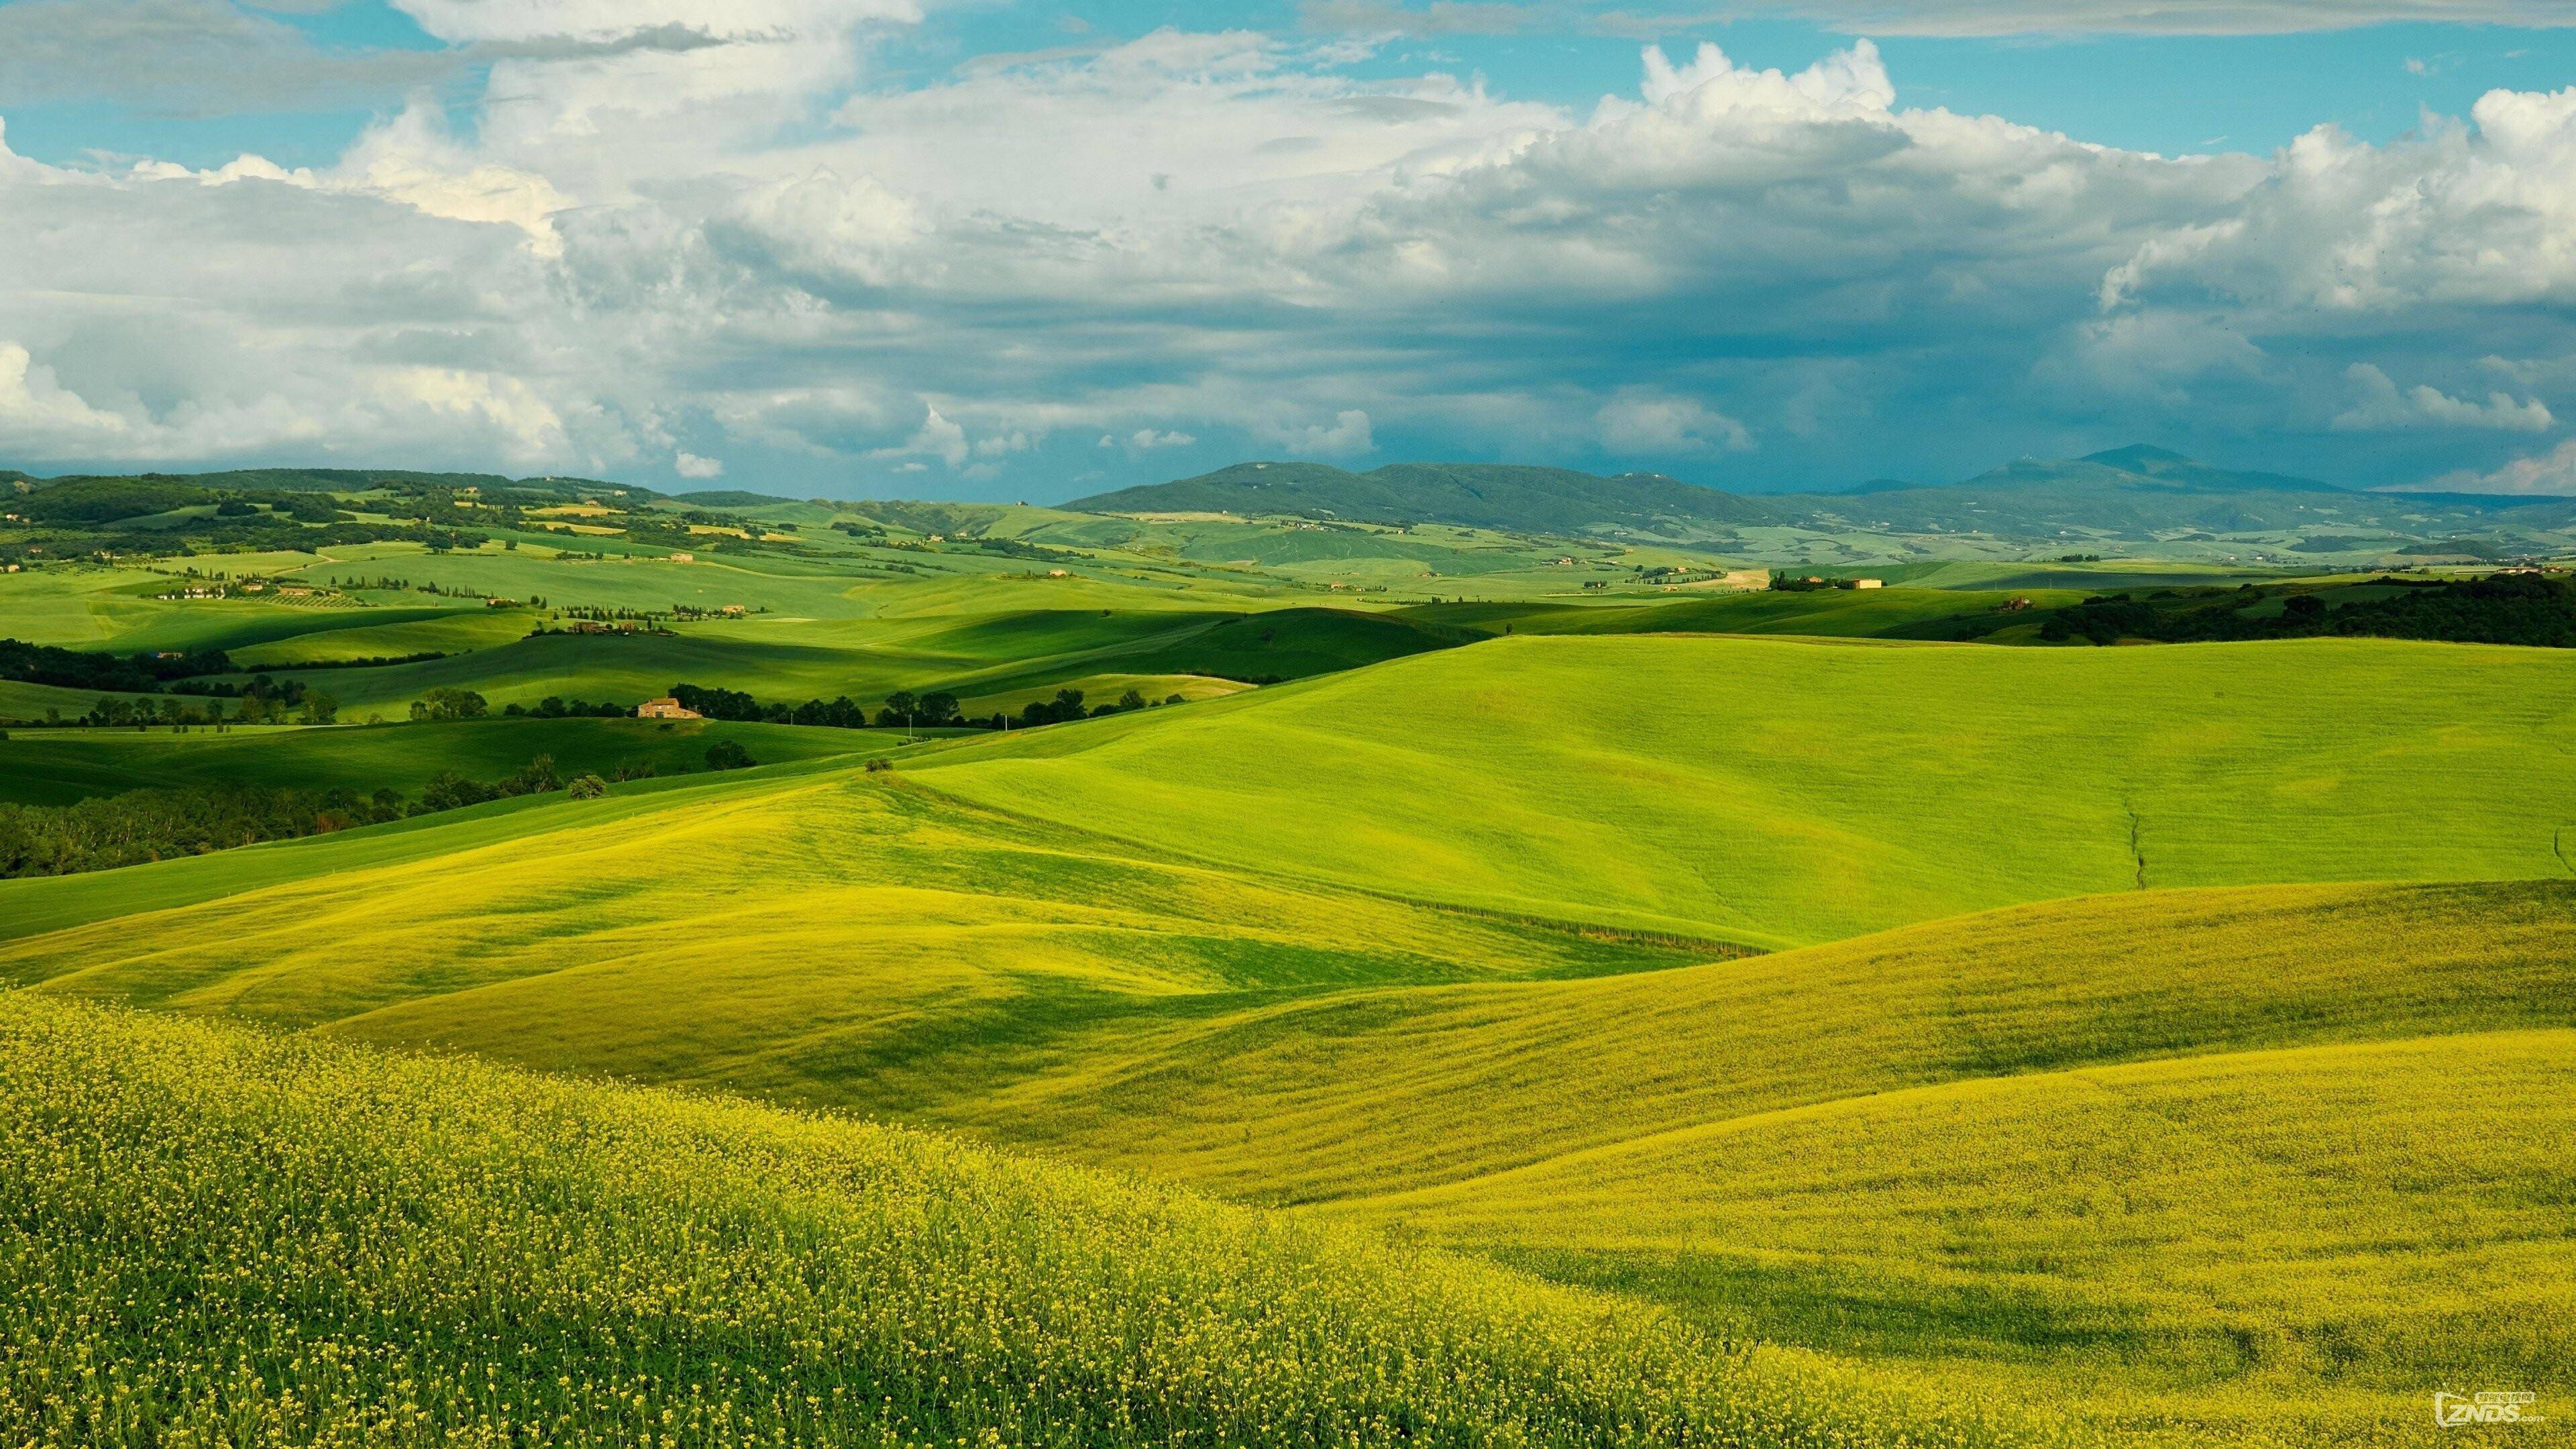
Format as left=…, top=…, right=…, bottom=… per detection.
left=1047, top=568, right=1070, bottom=578
left=1853, top=578, right=1884, bottom=590
left=720, top=603, right=747, bottom=616
left=669, top=551, right=694, bottom=564
left=637, top=697, right=702, bottom=720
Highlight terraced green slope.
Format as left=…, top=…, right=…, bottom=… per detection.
left=914, top=635, right=2576, bottom=946
left=1, top=994, right=2045, bottom=1449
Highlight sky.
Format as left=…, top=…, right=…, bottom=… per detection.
left=3, top=1, right=2576, bottom=501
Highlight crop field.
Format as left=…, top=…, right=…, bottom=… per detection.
left=0, top=716, right=877, bottom=806
left=4, top=508, right=2570, bottom=1448
left=0, top=993, right=2049, bottom=1449
left=912, top=635, right=2576, bottom=945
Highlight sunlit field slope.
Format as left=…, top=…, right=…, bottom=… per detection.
left=0, top=994, right=2055, bottom=1449
left=1354, top=1030, right=2576, bottom=1441
left=914, top=635, right=2576, bottom=946
left=0, top=716, right=874, bottom=806
left=924, top=880, right=2576, bottom=1201
left=0, top=769, right=1719, bottom=1115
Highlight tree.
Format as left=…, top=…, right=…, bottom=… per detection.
left=917, top=691, right=961, bottom=725
left=411, top=687, right=490, bottom=722
left=876, top=691, right=920, bottom=729
left=1116, top=689, right=1148, bottom=712
left=705, top=739, right=755, bottom=771
left=566, top=775, right=609, bottom=800
left=299, top=692, right=339, bottom=725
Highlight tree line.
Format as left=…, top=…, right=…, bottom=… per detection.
left=0, top=756, right=582, bottom=879
left=2039, top=572, right=2576, bottom=648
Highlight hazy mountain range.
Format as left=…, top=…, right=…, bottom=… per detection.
left=1067, top=447, right=2576, bottom=556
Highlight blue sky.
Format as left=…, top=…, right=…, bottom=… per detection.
left=3, top=0, right=2576, bottom=498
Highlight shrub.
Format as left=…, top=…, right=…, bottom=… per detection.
left=566, top=775, right=609, bottom=800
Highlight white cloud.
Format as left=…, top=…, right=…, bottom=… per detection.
left=9, top=24, right=2576, bottom=496
left=869, top=404, right=971, bottom=469
left=0, top=341, right=132, bottom=445
left=1264, top=409, right=1375, bottom=457
left=337, top=103, right=569, bottom=256
left=1105, top=428, right=1197, bottom=451
left=674, top=450, right=724, bottom=478
left=1595, top=391, right=1752, bottom=453
left=2430, top=437, right=2576, bottom=494
left=1717, top=1, right=2576, bottom=36
left=2332, top=362, right=2553, bottom=432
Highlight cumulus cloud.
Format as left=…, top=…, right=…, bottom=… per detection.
left=1105, top=429, right=1198, bottom=451
left=10, top=23, right=2576, bottom=495
left=1264, top=409, right=1375, bottom=458
left=2332, top=362, right=2553, bottom=432
left=674, top=450, right=724, bottom=478
left=2430, top=437, right=2576, bottom=494
left=1596, top=392, right=1752, bottom=453
left=1297, top=0, right=2576, bottom=36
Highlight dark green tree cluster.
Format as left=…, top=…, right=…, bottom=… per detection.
left=417, top=756, right=561, bottom=812
left=501, top=696, right=629, bottom=718
left=0, top=754, right=582, bottom=879
left=410, top=688, right=490, bottom=722
left=2039, top=572, right=2576, bottom=648
left=1, top=638, right=233, bottom=693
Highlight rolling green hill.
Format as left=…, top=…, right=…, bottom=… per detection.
left=0, top=716, right=876, bottom=807
left=912, top=634, right=2576, bottom=947
left=8, top=624, right=2573, bottom=1446
left=1069, top=448, right=2576, bottom=559
left=3, top=993, right=2045, bottom=1449
left=1072, top=461, right=1781, bottom=535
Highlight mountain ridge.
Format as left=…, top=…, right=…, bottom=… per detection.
left=1069, top=447, right=2576, bottom=550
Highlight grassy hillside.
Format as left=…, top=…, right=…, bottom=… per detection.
left=0, top=993, right=2051, bottom=1449
left=0, top=716, right=875, bottom=806
left=207, top=606, right=1462, bottom=717
left=0, top=770, right=1721, bottom=1113
left=1358, top=1030, right=2576, bottom=1434
left=918, top=880, right=2576, bottom=1201
left=9, top=625, right=2571, bottom=1446
left=913, top=634, right=2576, bottom=947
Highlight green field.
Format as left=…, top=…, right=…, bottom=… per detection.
left=0, top=716, right=879, bottom=806
left=5, top=507, right=2571, bottom=1448
left=913, top=635, right=2576, bottom=946
left=2, top=993, right=2047, bottom=1449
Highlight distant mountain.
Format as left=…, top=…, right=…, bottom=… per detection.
left=1073, top=447, right=2576, bottom=553
left=1068, top=461, right=1782, bottom=535
left=672, top=489, right=802, bottom=508
left=4, top=468, right=656, bottom=505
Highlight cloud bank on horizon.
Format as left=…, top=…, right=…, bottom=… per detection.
left=3, top=0, right=2576, bottom=498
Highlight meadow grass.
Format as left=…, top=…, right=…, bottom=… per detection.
left=1357, top=1030, right=2576, bottom=1442
left=0, top=771, right=1721, bottom=1110
left=914, top=880, right=2576, bottom=1201
left=912, top=634, right=2576, bottom=946
left=7, top=625, right=2572, bottom=1447
left=0, top=991, right=2065, bottom=1449
left=0, top=716, right=875, bottom=806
